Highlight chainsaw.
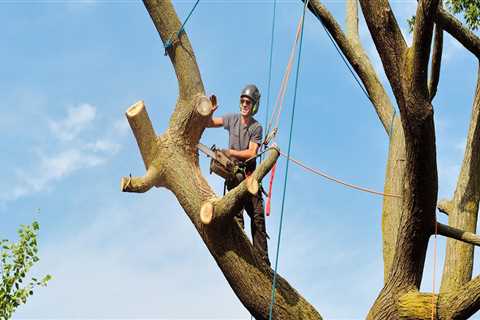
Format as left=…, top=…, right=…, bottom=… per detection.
left=197, top=143, right=245, bottom=181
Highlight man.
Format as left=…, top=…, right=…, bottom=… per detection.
left=208, top=84, right=270, bottom=266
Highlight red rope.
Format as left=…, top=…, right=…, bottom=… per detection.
left=266, top=163, right=277, bottom=216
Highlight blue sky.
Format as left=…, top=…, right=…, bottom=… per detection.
left=1, top=0, right=478, bottom=319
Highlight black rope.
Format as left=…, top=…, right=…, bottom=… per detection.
left=319, top=20, right=374, bottom=104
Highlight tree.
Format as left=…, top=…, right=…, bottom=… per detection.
left=0, top=222, right=51, bottom=320
left=119, top=0, right=480, bottom=319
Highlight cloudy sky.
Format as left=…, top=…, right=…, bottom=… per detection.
left=1, top=0, right=479, bottom=319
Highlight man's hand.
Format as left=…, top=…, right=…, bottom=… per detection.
left=210, top=94, right=218, bottom=113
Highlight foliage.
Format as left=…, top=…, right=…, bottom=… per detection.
left=0, top=222, right=51, bottom=320
left=408, top=0, right=480, bottom=33
left=447, top=0, right=480, bottom=30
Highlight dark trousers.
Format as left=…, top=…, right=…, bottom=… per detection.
left=226, top=177, right=270, bottom=266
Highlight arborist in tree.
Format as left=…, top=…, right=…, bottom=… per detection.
left=208, top=84, right=270, bottom=266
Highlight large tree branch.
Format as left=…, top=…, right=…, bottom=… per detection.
left=143, top=0, right=203, bottom=101
left=440, top=64, right=480, bottom=293
left=381, top=117, right=406, bottom=282
left=436, top=6, right=480, bottom=58
left=346, top=0, right=359, bottom=44
left=359, top=0, right=407, bottom=104
left=411, top=0, right=439, bottom=93
left=306, top=0, right=395, bottom=135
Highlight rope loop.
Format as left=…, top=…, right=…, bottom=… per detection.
left=164, top=0, right=200, bottom=56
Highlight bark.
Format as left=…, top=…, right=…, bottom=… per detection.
left=120, top=1, right=323, bottom=319
left=440, top=65, right=480, bottom=293
left=437, top=222, right=480, bottom=247
left=359, top=1, right=439, bottom=318
left=435, top=7, right=480, bottom=58
left=381, top=116, right=406, bottom=281
left=428, top=23, right=443, bottom=102
left=439, top=276, right=480, bottom=319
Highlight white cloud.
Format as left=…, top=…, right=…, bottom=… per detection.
left=2, top=104, right=124, bottom=203
left=49, top=103, right=96, bottom=141
left=85, top=139, right=121, bottom=154
left=7, top=150, right=104, bottom=201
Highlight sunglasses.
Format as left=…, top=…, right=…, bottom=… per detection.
left=240, top=98, right=253, bottom=106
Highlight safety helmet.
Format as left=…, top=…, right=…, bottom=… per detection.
left=240, top=84, right=261, bottom=115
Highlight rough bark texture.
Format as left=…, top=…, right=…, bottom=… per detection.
left=440, top=66, right=480, bottom=294
left=381, top=116, right=406, bottom=281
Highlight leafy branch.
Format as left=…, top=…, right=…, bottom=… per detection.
left=0, top=221, right=51, bottom=320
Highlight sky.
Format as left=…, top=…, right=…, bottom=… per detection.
left=0, top=0, right=479, bottom=319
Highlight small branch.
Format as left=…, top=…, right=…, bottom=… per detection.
left=436, top=6, right=480, bottom=58
left=200, top=147, right=280, bottom=225
left=121, top=167, right=161, bottom=193
left=126, top=101, right=158, bottom=169
left=429, top=23, right=443, bottom=101
left=437, top=199, right=452, bottom=215
left=437, top=222, right=480, bottom=246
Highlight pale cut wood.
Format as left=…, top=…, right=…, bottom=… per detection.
left=200, top=201, right=214, bottom=224
left=195, top=94, right=213, bottom=117
left=126, top=101, right=158, bottom=169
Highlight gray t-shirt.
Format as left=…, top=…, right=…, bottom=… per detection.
left=223, top=113, right=263, bottom=151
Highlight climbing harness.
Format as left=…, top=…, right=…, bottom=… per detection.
left=197, top=143, right=245, bottom=181
left=164, top=0, right=200, bottom=56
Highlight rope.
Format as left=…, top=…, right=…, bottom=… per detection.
left=164, top=0, right=200, bottom=55
left=280, top=151, right=401, bottom=198
left=268, top=1, right=309, bottom=318
left=264, top=16, right=304, bottom=144
left=318, top=17, right=373, bottom=105
left=263, top=0, right=278, bottom=154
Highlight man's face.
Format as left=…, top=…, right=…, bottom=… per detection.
left=240, top=96, right=253, bottom=117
